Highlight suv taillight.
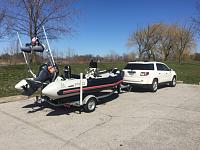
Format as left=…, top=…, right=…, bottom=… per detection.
left=140, top=72, right=149, bottom=76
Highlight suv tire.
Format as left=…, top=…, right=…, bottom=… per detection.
left=169, top=76, right=176, bottom=87
left=151, top=79, right=158, bottom=92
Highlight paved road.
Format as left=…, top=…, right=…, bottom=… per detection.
left=0, top=84, right=200, bottom=150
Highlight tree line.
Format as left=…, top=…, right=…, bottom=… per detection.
left=0, top=47, right=137, bottom=65
left=1, top=46, right=200, bottom=65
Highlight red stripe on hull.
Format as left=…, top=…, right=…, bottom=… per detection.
left=63, top=80, right=123, bottom=95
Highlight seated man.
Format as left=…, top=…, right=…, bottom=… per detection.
left=35, top=63, right=57, bottom=82
left=26, top=63, right=58, bottom=94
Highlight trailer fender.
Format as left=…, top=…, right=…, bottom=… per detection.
left=83, top=95, right=97, bottom=105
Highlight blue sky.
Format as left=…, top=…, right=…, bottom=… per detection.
left=0, top=0, right=199, bottom=56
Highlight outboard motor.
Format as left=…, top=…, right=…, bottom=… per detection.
left=64, top=65, right=71, bottom=79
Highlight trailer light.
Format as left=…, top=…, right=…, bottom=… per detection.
left=140, top=72, right=149, bottom=76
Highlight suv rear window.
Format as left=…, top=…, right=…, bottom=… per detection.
left=124, top=63, right=154, bottom=70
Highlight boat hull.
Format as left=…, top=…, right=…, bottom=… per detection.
left=42, top=75, right=123, bottom=100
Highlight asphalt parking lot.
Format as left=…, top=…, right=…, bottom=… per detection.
left=0, top=84, right=200, bottom=150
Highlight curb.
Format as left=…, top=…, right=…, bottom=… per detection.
left=177, top=81, right=183, bottom=84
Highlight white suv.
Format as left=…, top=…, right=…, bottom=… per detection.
left=122, top=62, right=176, bottom=92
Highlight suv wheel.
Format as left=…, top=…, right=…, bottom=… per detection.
left=151, top=79, right=158, bottom=92
left=170, top=76, right=176, bottom=87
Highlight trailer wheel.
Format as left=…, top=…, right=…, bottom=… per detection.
left=84, top=97, right=97, bottom=113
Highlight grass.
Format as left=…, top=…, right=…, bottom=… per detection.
left=0, top=61, right=199, bottom=98
left=165, top=61, right=200, bottom=84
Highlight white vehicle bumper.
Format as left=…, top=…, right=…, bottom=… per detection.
left=123, top=77, right=153, bottom=85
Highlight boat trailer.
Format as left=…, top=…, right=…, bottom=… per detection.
left=34, top=73, right=121, bottom=113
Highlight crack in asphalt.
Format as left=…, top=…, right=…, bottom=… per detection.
left=101, top=92, right=200, bottom=122
left=0, top=109, right=86, bottom=150
left=59, top=114, right=113, bottom=149
left=142, top=103, right=200, bottom=113
left=101, top=113, right=200, bottom=126
left=99, top=106, right=200, bottom=126
left=96, top=94, right=200, bottom=148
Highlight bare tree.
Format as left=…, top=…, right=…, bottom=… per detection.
left=127, top=29, right=144, bottom=60
left=108, top=49, right=119, bottom=62
left=143, top=24, right=161, bottom=60
left=1, top=0, right=79, bottom=63
left=0, top=9, right=10, bottom=64
left=4, top=0, right=79, bottom=39
left=127, top=24, right=161, bottom=61
left=159, top=24, right=176, bottom=61
left=66, top=48, right=75, bottom=63
left=0, top=9, right=8, bottom=38
left=174, top=25, right=195, bottom=64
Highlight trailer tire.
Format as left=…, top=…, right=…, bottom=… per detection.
left=84, top=97, right=97, bottom=113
